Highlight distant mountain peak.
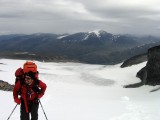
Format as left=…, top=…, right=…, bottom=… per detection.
left=88, top=30, right=101, bottom=37
left=83, top=30, right=106, bottom=40
left=57, top=30, right=110, bottom=41
left=57, top=34, right=69, bottom=39
left=88, top=30, right=108, bottom=37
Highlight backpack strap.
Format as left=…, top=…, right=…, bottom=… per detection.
left=32, top=79, right=41, bottom=94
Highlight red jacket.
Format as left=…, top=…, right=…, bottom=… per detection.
left=13, top=79, right=47, bottom=112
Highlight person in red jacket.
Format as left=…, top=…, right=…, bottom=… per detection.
left=13, top=71, right=47, bottom=120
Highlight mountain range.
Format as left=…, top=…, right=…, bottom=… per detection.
left=0, top=30, right=160, bottom=64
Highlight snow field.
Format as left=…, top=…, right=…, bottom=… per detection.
left=0, top=59, right=159, bottom=120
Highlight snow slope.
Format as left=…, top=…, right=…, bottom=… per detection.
left=0, top=59, right=160, bottom=120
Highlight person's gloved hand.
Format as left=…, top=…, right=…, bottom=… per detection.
left=14, top=98, right=21, bottom=104
left=38, top=94, right=43, bottom=99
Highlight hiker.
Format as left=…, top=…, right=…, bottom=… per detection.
left=13, top=62, right=47, bottom=120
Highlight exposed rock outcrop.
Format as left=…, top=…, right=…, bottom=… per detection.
left=0, top=80, right=14, bottom=91
left=136, top=66, right=147, bottom=84
left=136, top=45, right=160, bottom=86
left=123, top=45, right=160, bottom=87
left=145, top=46, right=160, bottom=85
left=123, top=82, right=143, bottom=88
left=121, top=53, right=147, bottom=68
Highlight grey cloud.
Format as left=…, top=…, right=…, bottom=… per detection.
left=0, top=0, right=160, bottom=36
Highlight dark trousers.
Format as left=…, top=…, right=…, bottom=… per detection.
left=20, top=100, right=39, bottom=120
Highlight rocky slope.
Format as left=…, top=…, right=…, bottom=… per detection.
left=0, top=80, right=14, bottom=91
left=123, top=45, right=160, bottom=87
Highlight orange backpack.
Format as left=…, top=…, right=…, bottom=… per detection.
left=15, top=61, right=39, bottom=83
left=23, top=61, right=37, bottom=73
left=23, top=61, right=38, bottom=79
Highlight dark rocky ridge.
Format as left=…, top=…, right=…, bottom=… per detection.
left=0, top=80, right=14, bottom=91
left=136, top=46, right=160, bottom=86
left=145, top=46, right=160, bottom=85
left=121, top=53, right=147, bottom=68
left=124, top=45, right=160, bottom=88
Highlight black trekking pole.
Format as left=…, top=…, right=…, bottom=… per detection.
left=7, top=104, right=18, bottom=120
left=39, top=100, right=48, bottom=120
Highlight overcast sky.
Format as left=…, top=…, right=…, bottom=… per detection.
left=0, top=0, right=160, bottom=36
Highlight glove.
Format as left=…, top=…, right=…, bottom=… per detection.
left=14, top=98, right=21, bottom=104
left=38, top=94, right=43, bottom=99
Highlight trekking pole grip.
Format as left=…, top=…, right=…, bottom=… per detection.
left=7, top=104, right=18, bottom=120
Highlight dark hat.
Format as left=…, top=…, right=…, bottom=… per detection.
left=25, top=71, right=36, bottom=80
